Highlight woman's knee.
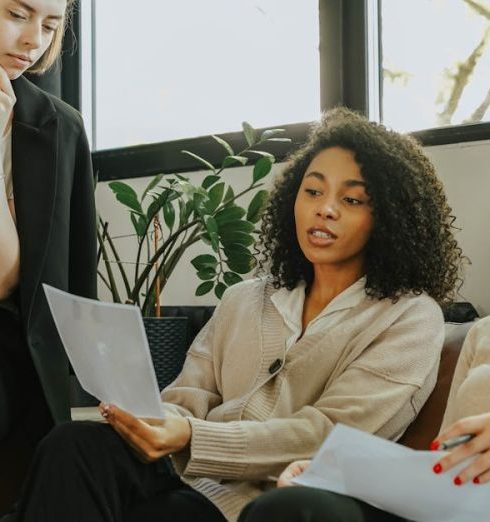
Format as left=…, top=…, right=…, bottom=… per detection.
left=239, top=487, right=381, bottom=522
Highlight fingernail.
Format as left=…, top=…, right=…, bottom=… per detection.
left=433, top=463, right=442, bottom=474
left=454, top=476, right=462, bottom=486
left=473, top=477, right=480, bottom=484
left=430, top=440, right=439, bottom=451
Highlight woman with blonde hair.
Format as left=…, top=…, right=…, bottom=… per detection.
left=0, top=0, right=96, bottom=508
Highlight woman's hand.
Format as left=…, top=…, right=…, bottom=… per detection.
left=0, top=67, right=15, bottom=137
left=277, top=460, right=311, bottom=487
left=99, top=403, right=191, bottom=463
left=432, top=413, right=490, bottom=485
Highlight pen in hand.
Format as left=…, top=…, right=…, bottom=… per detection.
left=439, top=433, right=475, bottom=451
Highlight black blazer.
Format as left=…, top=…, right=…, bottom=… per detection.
left=11, top=76, right=97, bottom=424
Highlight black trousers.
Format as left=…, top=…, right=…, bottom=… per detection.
left=10, top=421, right=226, bottom=522
left=238, top=486, right=409, bottom=522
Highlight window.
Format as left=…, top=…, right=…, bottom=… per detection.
left=379, top=0, right=490, bottom=133
left=82, top=0, right=320, bottom=152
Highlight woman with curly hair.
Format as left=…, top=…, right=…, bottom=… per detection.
left=5, top=108, right=461, bottom=522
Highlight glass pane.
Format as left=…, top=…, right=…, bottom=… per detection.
left=91, top=0, right=320, bottom=151
left=380, top=0, right=490, bottom=132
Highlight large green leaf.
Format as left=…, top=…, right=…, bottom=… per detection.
left=219, top=220, right=255, bottom=235
left=163, top=201, right=175, bottom=230
left=221, top=230, right=254, bottom=247
left=197, top=267, right=216, bottom=280
left=247, top=190, right=269, bottom=223
left=242, top=121, right=257, bottom=147
left=205, top=182, right=225, bottom=213
left=259, top=128, right=286, bottom=141
left=223, top=272, right=243, bottom=286
left=222, top=186, right=235, bottom=206
left=223, top=243, right=252, bottom=259
left=202, top=175, right=221, bottom=190
left=109, top=182, right=142, bottom=214
left=191, top=254, right=218, bottom=270
left=195, top=281, right=214, bottom=296
left=214, top=282, right=227, bottom=299
left=212, top=135, right=234, bottom=156
left=253, top=157, right=273, bottom=184
left=245, top=150, right=275, bottom=160
left=227, top=256, right=255, bottom=274
left=205, top=216, right=218, bottom=235
left=215, top=206, right=246, bottom=226
left=209, top=231, right=220, bottom=252
left=222, top=155, right=248, bottom=168
left=182, top=150, right=216, bottom=172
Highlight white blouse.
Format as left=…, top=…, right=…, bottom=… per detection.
left=270, top=276, right=367, bottom=351
left=0, top=128, right=13, bottom=200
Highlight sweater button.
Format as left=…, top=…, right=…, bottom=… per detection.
left=268, top=358, right=282, bottom=374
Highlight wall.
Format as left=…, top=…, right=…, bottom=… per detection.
left=96, top=140, right=490, bottom=315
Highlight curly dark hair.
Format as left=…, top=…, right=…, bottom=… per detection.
left=258, top=107, right=464, bottom=304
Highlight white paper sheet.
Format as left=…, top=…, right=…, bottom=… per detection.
left=293, top=424, right=490, bottom=522
left=43, top=284, right=165, bottom=419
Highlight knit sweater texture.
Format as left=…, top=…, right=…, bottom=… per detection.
left=162, top=278, right=444, bottom=521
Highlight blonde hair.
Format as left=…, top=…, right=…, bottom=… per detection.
left=28, top=0, right=76, bottom=74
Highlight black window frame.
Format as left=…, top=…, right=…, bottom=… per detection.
left=60, top=0, right=490, bottom=182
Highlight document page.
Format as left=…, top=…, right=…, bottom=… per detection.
left=43, top=284, right=164, bottom=419
left=293, top=424, right=490, bottom=522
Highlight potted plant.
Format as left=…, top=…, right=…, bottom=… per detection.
left=95, top=122, right=290, bottom=390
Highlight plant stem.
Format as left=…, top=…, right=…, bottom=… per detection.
left=96, top=226, right=121, bottom=303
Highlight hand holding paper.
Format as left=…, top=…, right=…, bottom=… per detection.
left=292, top=424, right=490, bottom=522
left=43, top=284, right=165, bottom=419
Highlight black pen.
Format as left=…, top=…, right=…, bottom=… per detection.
left=440, top=433, right=475, bottom=451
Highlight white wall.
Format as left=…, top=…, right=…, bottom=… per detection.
left=96, top=140, right=490, bottom=315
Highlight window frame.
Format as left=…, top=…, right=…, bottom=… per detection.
left=68, top=0, right=490, bottom=182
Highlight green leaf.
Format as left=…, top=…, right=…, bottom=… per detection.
left=116, top=192, right=143, bottom=214
left=109, top=181, right=143, bottom=213
left=192, top=192, right=207, bottom=217
left=219, top=220, right=255, bottom=235
left=223, top=272, right=243, bottom=286
left=227, top=256, right=255, bottom=274
left=130, top=212, right=147, bottom=237
left=215, top=206, right=246, bottom=226
left=142, top=174, right=164, bottom=201
left=191, top=254, right=218, bottom=270
left=242, top=121, right=257, bottom=147
left=214, top=282, right=227, bottom=299
left=205, top=216, right=218, bottom=235
left=205, top=182, right=225, bottom=213
left=202, top=175, right=221, bottom=189
left=223, top=186, right=235, bottom=206
left=197, top=267, right=216, bottom=280
left=209, top=231, right=220, bottom=252
left=195, top=281, right=214, bottom=296
left=253, top=157, right=273, bottom=184
left=223, top=243, right=252, bottom=259
left=247, top=190, right=269, bottom=223
left=260, top=128, right=286, bottom=141
left=245, top=150, right=275, bottom=160
left=212, top=135, right=234, bottom=156
left=182, top=150, right=216, bottom=172
left=222, top=155, right=248, bottom=168
left=221, top=230, right=254, bottom=247
left=163, top=201, right=175, bottom=230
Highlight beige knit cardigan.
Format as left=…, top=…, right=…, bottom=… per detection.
left=163, top=278, right=444, bottom=521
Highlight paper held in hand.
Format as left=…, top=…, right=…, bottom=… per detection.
left=43, top=284, right=165, bottom=419
left=293, top=423, right=490, bottom=522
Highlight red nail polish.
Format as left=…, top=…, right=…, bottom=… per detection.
left=473, top=477, right=480, bottom=484
left=430, top=440, right=440, bottom=451
left=454, top=476, right=462, bottom=486
left=433, top=463, right=442, bottom=474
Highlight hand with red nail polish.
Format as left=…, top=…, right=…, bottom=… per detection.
left=432, top=412, right=490, bottom=486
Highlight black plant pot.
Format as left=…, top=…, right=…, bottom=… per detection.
left=69, top=316, right=190, bottom=407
